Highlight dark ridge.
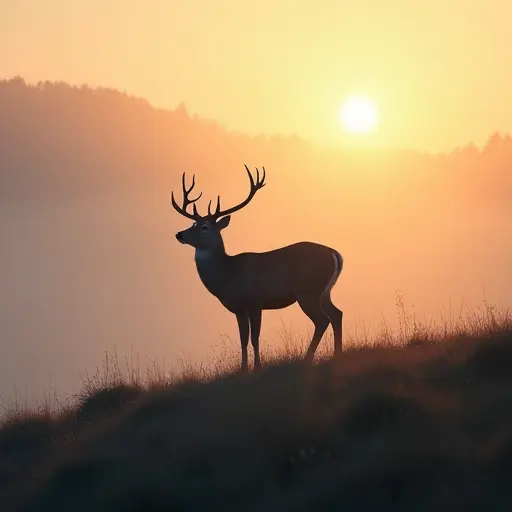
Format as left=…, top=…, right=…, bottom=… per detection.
left=76, top=384, right=143, bottom=422
left=464, top=335, right=512, bottom=381
left=1, top=329, right=512, bottom=511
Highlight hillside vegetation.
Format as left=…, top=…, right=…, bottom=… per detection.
left=1, top=307, right=512, bottom=511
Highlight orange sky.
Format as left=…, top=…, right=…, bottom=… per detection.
left=2, top=0, right=512, bottom=150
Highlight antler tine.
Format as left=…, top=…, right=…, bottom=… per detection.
left=206, top=195, right=222, bottom=218
left=170, top=172, right=204, bottom=220
left=210, top=165, right=266, bottom=220
left=184, top=174, right=202, bottom=203
left=208, top=196, right=220, bottom=217
left=244, top=164, right=256, bottom=188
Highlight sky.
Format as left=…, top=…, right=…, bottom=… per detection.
left=2, top=0, right=512, bottom=152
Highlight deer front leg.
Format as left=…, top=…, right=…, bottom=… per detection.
left=235, top=312, right=250, bottom=372
left=248, top=309, right=262, bottom=371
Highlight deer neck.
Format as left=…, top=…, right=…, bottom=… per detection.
left=194, top=246, right=230, bottom=297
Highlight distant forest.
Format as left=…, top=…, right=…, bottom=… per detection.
left=1, top=76, right=511, bottom=203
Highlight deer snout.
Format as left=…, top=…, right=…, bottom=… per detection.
left=175, top=231, right=186, bottom=244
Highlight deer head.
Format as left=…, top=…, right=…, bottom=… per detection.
left=171, top=165, right=266, bottom=251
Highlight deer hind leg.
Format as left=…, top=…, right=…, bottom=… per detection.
left=248, top=309, right=263, bottom=371
left=322, top=292, right=343, bottom=355
left=296, top=295, right=330, bottom=362
left=235, top=312, right=250, bottom=372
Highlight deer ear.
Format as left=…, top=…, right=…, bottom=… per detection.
left=217, top=216, right=231, bottom=230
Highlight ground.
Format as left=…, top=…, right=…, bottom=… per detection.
left=1, top=310, right=512, bottom=511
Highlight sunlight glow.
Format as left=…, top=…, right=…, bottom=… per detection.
left=340, top=96, right=378, bottom=134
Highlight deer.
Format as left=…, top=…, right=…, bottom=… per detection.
left=171, top=165, right=343, bottom=372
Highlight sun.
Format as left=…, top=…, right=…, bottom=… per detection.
left=339, top=96, right=378, bottom=134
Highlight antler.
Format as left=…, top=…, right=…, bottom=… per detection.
left=208, top=165, right=266, bottom=220
left=170, top=172, right=203, bottom=220
left=170, top=165, right=266, bottom=222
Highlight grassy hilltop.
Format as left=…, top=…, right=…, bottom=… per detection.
left=1, top=306, right=512, bottom=511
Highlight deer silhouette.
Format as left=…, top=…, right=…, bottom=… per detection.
left=171, top=166, right=343, bottom=371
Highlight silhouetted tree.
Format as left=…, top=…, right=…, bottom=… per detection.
left=482, top=131, right=503, bottom=157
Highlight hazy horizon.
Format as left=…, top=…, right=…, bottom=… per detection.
left=2, top=75, right=509, bottom=155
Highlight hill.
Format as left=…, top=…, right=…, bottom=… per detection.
left=1, top=311, right=511, bottom=511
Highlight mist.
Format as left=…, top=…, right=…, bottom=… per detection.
left=1, top=77, right=511, bottom=404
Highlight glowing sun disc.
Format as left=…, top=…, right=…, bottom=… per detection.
left=340, top=96, right=378, bottom=134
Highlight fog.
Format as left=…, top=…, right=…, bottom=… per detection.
left=1, top=78, right=511, bottom=404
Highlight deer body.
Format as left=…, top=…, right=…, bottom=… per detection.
left=171, top=167, right=343, bottom=371
left=195, top=242, right=340, bottom=311
left=195, top=251, right=296, bottom=312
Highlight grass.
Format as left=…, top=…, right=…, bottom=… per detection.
left=1, top=299, right=512, bottom=511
